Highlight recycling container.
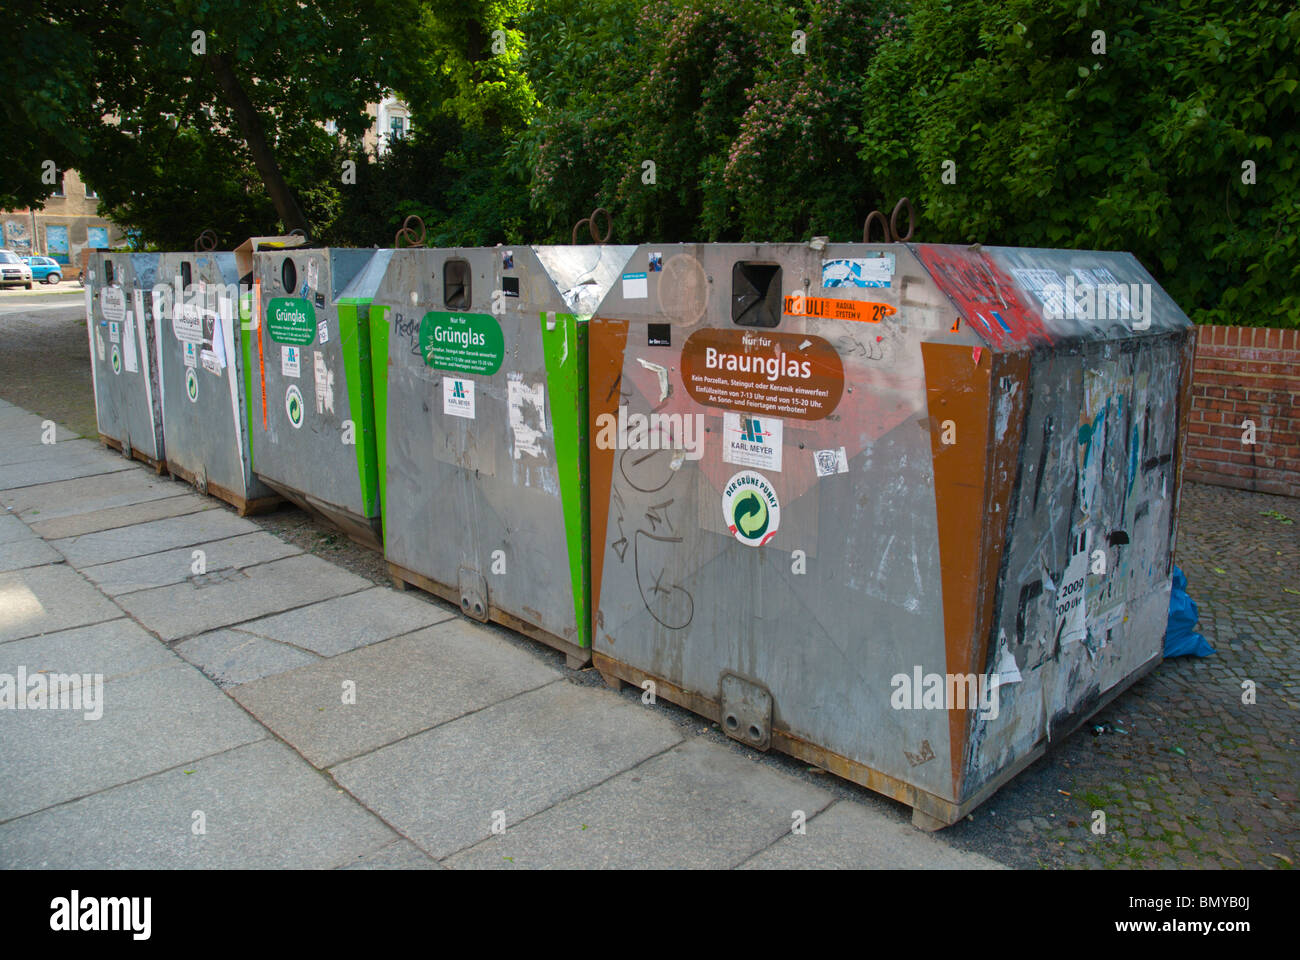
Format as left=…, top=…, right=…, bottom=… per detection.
left=587, top=241, right=1196, bottom=827
left=85, top=252, right=165, bottom=471
left=370, top=244, right=635, bottom=666
left=155, top=250, right=277, bottom=514
left=247, top=246, right=391, bottom=548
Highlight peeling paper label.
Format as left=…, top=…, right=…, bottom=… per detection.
left=313, top=351, right=334, bottom=414
left=317, top=320, right=329, bottom=344
left=1055, top=530, right=1089, bottom=646
left=507, top=377, right=546, bottom=459
left=637, top=357, right=670, bottom=402
left=95, top=326, right=105, bottom=362
left=122, top=310, right=139, bottom=374
left=822, top=255, right=894, bottom=288
left=813, top=447, right=849, bottom=477
left=100, top=287, right=126, bottom=323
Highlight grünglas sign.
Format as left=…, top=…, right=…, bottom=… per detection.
left=266, top=298, right=316, bottom=345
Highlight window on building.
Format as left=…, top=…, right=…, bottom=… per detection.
left=390, top=116, right=405, bottom=142
left=51, top=175, right=65, bottom=198
left=85, top=184, right=98, bottom=199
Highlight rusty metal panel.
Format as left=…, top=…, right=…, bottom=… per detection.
left=370, top=244, right=634, bottom=656
left=589, top=241, right=1194, bottom=824
left=155, top=251, right=273, bottom=509
left=85, top=253, right=165, bottom=464
left=249, top=248, right=387, bottom=543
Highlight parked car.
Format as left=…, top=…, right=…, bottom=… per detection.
left=0, top=249, right=34, bottom=289
left=22, top=256, right=63, bottom=284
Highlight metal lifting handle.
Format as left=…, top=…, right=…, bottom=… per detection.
left=571, top=207, right=613, bottom=245
left=394, top=215, right=427, bottom=249
left=194, top=229, right=218, bottom=252
left=861, top=197, right=916, bottom=243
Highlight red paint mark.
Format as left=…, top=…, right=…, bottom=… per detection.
left=918, top=246, right=1049, bottom=346
left=972, top=346, right=983, bottom=366
left=254, top=279, right=267, bottom=428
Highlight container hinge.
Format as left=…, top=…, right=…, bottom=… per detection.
left=719, top=673, right=773, bottom=752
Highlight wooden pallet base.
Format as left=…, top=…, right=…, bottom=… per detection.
left=100, top=435, right=166, bottom=475
left=258, top=478, right=383, bottom=552
left=166, top=462, right=282, bottom=517
left=388, top=560, right=592, bottom=669
left=592, top=651, right=1162, bottom=830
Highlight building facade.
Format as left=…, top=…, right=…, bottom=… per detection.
left=2, top=169, right=127, bottom=264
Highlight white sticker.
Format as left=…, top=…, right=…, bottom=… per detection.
left=123, top=310, right=139, bottom=374
left=822, top=255, right=894, bottom=288
left=109, top=321, right=120, bottom=344
left=201, top=353, right=222, bottom=375
left=622, top=272, right=648, bottom=300
left=443, top=376, right=476, bottom=419
left=184, top=341, right=198, bottom=367
left=722, top=412, right=783, bottom=472
left=95, top=326, right=105, bottom=362
left=173, top=301, right=203, bottom=343
left=84, top=286, right=93, bottom=325
left=313, top=351, right=334, bottom=414
left=306, top=258, right=319, bottom=292
left=813, top=447, right=849, bottom=477
left=100, top=286, right=126, bottom=323
left=507, top=378, right=546, bottom=459
left=281, top=345, right=301, bottom=378
left=317, top=320, right=329, bottom=344
left=1054, top=530, right=1090, bottom=646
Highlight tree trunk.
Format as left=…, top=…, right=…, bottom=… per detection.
left=207, top=52, right=309, bottom=236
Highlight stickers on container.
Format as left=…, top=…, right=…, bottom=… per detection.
left=502, top=250, right=514, bottom=270
left=172, top=301, right=203, bottom=343
left=285, top=384, right=305, bottom=429
left=110, top=344, right=121, bottom=375
left=281, top=345, right=301, bottom=378
left=313, top=351, right=334, bottom=414
left=813, top=447, right=849, bottom=477
left=133, top=289, right=146, bottom=324
left=185, top=367, right=199, bottom=403
left=722, top=470, right=780, bottom=547
left=100, top=286, right=126, bottom=323
left=109, top=321, right=120, bottom=344
left=305, top=258, right=319, bottom=294
left=317, top=320, right=329, bottom=344
left=1054, top=529, right=1090, bottom=646
left=784, top=294, right=896, bottom=323
left=443, top=376, right=475, bottom=419
left=266, top=298, right=316, bottom=345
left=822, top=254, right=895, bottom=288
left=722, top=413, right=783, bottom=472
left=95, top=326, right=105, bottom=362
left=183, top=341, right=198, bottom=367
left=648, top=252, right=663, bottom=272
left=123, top=311, right=139, bottom=374
left=418, top=311, right=504, bottom=376
left=622, top=272, right=648, bottom=299
left=681, top=329, right=844, bottom=421
left=201, top=353, right=222, bottom=376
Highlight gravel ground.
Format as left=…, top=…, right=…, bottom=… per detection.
left=4, top=301, right=1295, bottom=869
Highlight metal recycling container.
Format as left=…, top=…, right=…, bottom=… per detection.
left=155, top=251, right=277, bottom=514
left=369, top=244, right=635, bottom=666
left=247, top=247, right=390, bottom=547
left=84, top=252, right=166, bottom=470
left=587, top=242, right=1195, bottom=828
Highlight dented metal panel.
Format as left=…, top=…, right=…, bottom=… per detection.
left=248, top=247, right=388, bottom=545
left=85, top=253, right=165, bottom=466
left=370, top=244, right=634, bottom=662
left=155, top=251, right=275, bottom=512
left=588, top=241, right=1193, bottom=826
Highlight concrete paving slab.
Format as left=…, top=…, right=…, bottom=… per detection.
left=0, top=739, right=397, bottom=869
left=234, top=619, right=562, bottom=769
left=0, top=618, right=177, bottom=684
left=234, top=586, right=454, bottom=657
left=337, top=839, right=444, bottom=870
left=333, top=681, right=686, bottom=859
left=0, top=437, right=100, bottom=467
left=82, top=531, right=301, bottom=597
left=176, top=628, right=320, bottom=688
left=0, top=448, right=132, bottom=490
left=739, top=799, right=1004, bottom=869
left=443, top=738, right=835, bottom=870
left=31, top=493, right=216, bottom=540
left=116, top=553, right=370, bottom=641
left=52, top=510, right=259, bottom=568
left=0, top=662, right=266, bottom=821
left=1, top=469, right=186, bottom=522
left=0, top=535, right=61, bottom=572
left=0, top=512, right=32, bottom=544
left=0, top=564, right=122, bottom=643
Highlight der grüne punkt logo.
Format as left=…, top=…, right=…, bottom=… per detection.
left=722, top=470, right=780, bottom=546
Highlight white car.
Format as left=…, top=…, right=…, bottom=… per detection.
left=0, top=249, right=33, bottom=289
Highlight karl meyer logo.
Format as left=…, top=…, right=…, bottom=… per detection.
left=739, top=416, right=770, bottom=444
left=50, top=891, right=151, bottom=940
left=0, top=667, right=103, bottom=720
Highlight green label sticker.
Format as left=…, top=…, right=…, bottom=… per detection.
left=110, top=344, right=121, bottom=375
left=418, top=311, right=504, bottom=376
left=266, top=298, right=316, bottom=345
left=185, top=367, right=199, bottom=402
left=285, top=385, right=304, bottom=428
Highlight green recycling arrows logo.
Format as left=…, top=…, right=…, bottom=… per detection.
left=185, top=367, right=198, bottom=402
left=722, top=470, right=781, bottom=547
left=110, top=345, right=121, bottom=375
left=285, top=385, right=304, bottom=429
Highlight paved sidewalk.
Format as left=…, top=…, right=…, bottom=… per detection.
left=0, top=397, right=999, bottom=869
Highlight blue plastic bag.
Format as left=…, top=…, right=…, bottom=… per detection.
left=1164, top=566, right=1214, bottom=657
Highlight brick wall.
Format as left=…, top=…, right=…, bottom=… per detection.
left=1185, top=325, right=1300, bottom=499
